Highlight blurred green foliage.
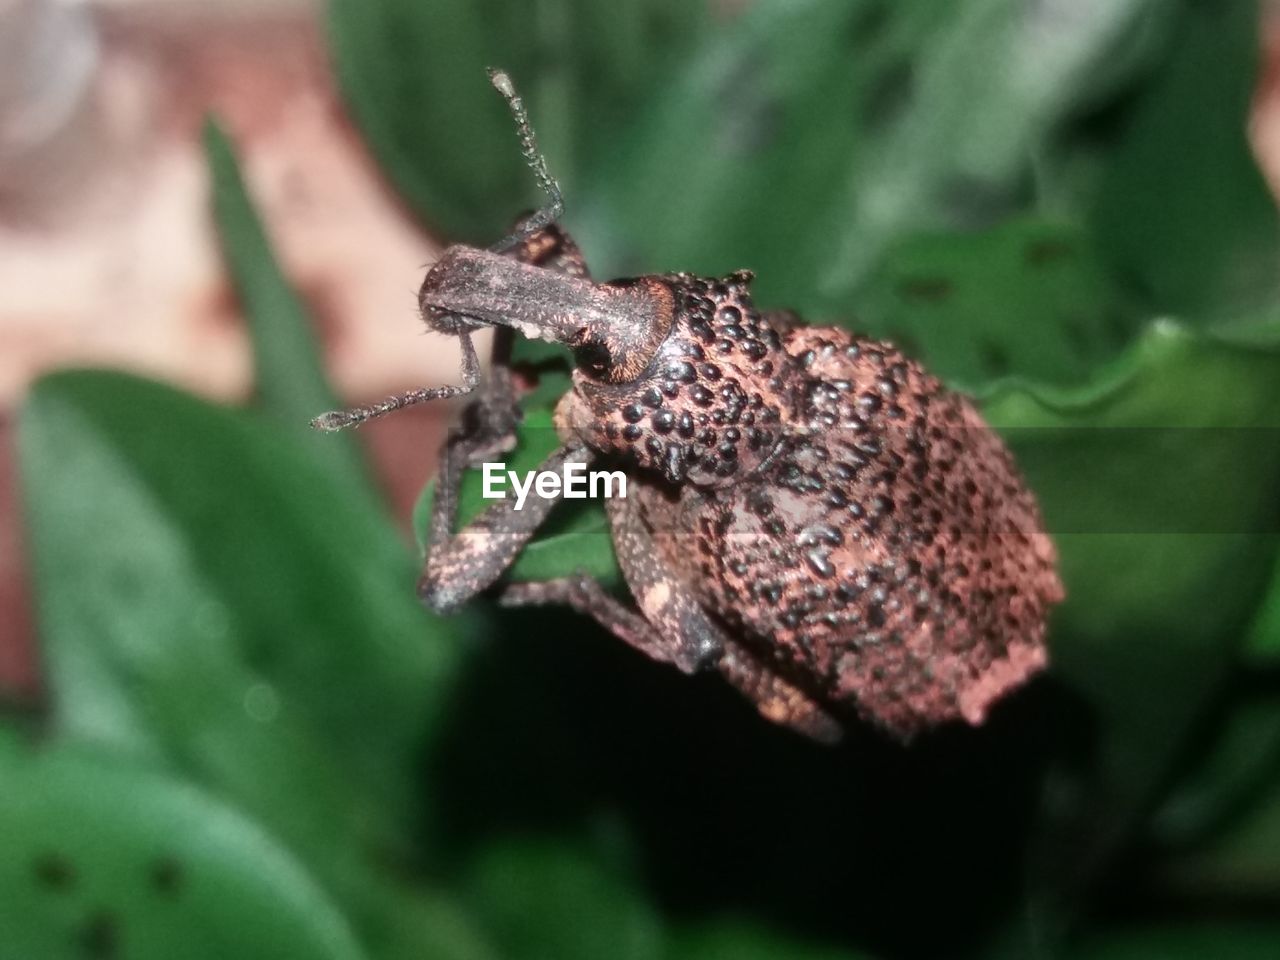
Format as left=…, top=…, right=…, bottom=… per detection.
left=6, top=0, right=1280, bottom=957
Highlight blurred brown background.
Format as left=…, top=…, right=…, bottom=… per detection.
left=2, top=0, right=1280, bottom=698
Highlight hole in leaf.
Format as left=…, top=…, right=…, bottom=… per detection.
left=1024, top=237, right=1075, bottom=267
left=979, top=340, right=1011, bottom=377
left=848, top=0, right=890, bottom=47
left=1059, top=314, right=1097, bottom=359
left=150, top=857, right=184, bottom=896
left=78, top=910, right=119, bottom=959
left=896, top=277, right=954, bottom=304
left=863, top=59, right=915, bottom=131
left=32, top=853, right=76, bottom=891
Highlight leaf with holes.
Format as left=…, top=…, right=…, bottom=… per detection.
left=1085, top=0, right=1280, bottom=320
left=0, top=731, right=368, bottom=960
left=981, top=313, right=1280, bottom=891
left=856, top=219, right=1134, bottom=388
left=19, top=371, right=468, bottom=911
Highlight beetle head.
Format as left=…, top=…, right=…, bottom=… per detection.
left=560, top=269, right=794, bottom=487
left=419, top=246, right=796, bottom=488
left=418, top=245, right=673, bottom=383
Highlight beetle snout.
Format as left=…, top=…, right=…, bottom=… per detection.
left=418, top=245, right=607, bottom=345
left=417, top=247, right=676, bottom=386
left=417, top=247, right=491, bottom=335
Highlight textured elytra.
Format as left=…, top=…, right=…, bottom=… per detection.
left=547, top=261, right=1062, bottom=738
left=307, top=69, right=1064, bottom=741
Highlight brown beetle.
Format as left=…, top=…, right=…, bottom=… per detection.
left=315, top=70, right=1063, bottom=743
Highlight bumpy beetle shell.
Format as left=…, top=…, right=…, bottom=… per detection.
left=555, top=269, right=1063, bottom=738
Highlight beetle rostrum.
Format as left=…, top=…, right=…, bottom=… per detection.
left=313, top=69, right=1064, bottom=743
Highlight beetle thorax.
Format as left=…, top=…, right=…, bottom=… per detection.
left=563, top=271, right=795, bottom=487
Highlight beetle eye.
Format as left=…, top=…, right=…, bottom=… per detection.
left=574, top=341, right=612, bottom=378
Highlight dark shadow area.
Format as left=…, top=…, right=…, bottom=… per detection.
left=427, top=604, right=1084, bottom=958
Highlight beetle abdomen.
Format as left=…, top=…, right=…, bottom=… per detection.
left=663, top=325, right=1063, bottom=738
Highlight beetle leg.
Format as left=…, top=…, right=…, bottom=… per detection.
left=501, top=495, right=726, bottom=673
left=311, top=329, right=482, bottom=432
left=460, top=331, right=522, bottom=461
left=603, top=495, right=726, bottom=673
left=717, top=641, right=844, bottom=744
left=511, top=492, right=842, bottom=740
left=418, top=441, right=595, bottom=613
left=608, top=494, right=841, bottom=739
left=500, top=570, right=844, bottom=741
left=414, top=217, right=590, bottom=613
left=498, top=573, right=685, bottom=668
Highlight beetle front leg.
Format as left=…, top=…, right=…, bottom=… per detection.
left=418, top=441, right=594, bottom=613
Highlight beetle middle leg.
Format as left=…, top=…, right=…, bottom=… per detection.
left=607, top=489, right=842, bottom=738
left=500, top=494, right=843, bottom=741
left=496, top=572, right=690, bottom=669
left=500, top=494, right=726, bottom=674
left=717, top=641, right=843, bottom=743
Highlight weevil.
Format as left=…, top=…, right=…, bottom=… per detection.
left=314, top=70, right=1064, bottom=743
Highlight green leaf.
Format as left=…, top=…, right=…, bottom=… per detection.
left=578, top=0, right=1178, bottom=312
left=18, top=371, right=467, bottom=907
left=1155, top=772, right=1280, bottom=902
left=1245, top=489, right=1280, bottom=658
left=364, top=888, right=502, bottom=960
left=669, top=918, right=871, bottom=960
left=1086, top=0, right=1280, bottom=320
left=0, top=732, right=367, bottom=960
left=812, top=0, right=1174, bottom=298
left=856, top=218, right=1134, bottom=387
left=412, top=407, right=619, bottom=589
left=326, top=0, right=710, bottom=244
left=1139, top=680, right=1280, bottom=903
left=331, top=0, right=1174, bottom=307
left=327, top=0, right=532, bottom=242
left=510, top=336, right=573, bottom=368
left=204, top=120, right=371, bottom=499
left=1072, top=924, right=1280, bottom=960
left=325, top=0, right=1266, bottom=365
left=462, top=835, right=663, bottom=960
left=1147, top=692, right=1280, bottom=849
left=981, top=315, right=1280, bottom=889
left=1247, top=575, right=1280, bottom=662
